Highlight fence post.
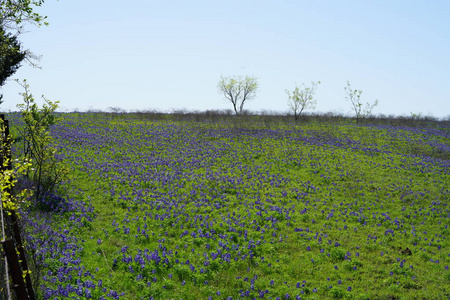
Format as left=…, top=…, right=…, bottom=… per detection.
left=2, top=239, right=29, bottom=299
left=1, top=114, right=36, bottom=300
left=0, top=114, right=4, bottom=174
left=1, top=195, right=12, bottom=300
left=0, top=113, right=10, bottom=300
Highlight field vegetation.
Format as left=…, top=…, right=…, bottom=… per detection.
left=10, top=112, right=450, bottom=299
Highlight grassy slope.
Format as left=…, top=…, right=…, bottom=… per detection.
left=30, top=114, right=450, bottom=299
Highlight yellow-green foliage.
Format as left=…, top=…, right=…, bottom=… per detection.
left=0, top=155, right=32, bottom=213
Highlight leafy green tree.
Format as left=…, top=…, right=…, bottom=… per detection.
left=344, top=81, right=379, bottom=123
left=16, top=79, right=67, bottom=204
left=0, top=0, right=49, bottom=33
left=286, top=81, right=320, bottom=122
left=0, top=0, right=49, bottom=78
left=217, top=75, right=258, bottom=115
left=0, top=26, right=26, bottom=103
left=0, top=1, right=64, bottom=206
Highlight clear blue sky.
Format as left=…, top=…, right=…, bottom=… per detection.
left=1, top=0, right=449, bottom=118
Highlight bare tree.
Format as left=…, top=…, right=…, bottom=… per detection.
left=344, top=81, right=379, bottom=123
left=107, top=106, right=126, bottom=113
left=286, top=81, right=320, bottom=122
left=217, top=75, right=258, bottom=115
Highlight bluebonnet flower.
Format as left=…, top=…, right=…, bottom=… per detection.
left=85, top=288, right=92, bottom=298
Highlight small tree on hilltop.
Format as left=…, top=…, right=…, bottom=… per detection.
left=217, top=75, right=258, bottom=115
left=344, top=81, right=378, bottom=124
left=286, top=81, right=320, bottom=122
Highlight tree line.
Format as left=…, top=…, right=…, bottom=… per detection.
left=218, top=75, right=379, bottom=123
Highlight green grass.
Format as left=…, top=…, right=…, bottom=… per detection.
left=17, top=114, right=450, bottom=299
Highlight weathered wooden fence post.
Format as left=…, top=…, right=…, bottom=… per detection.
left=0, top=114, right=36, bottom=299
left=2, top=239, right=29, bottom=299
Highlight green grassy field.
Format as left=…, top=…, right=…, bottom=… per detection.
left=18, top=114, right=450, bottom=299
